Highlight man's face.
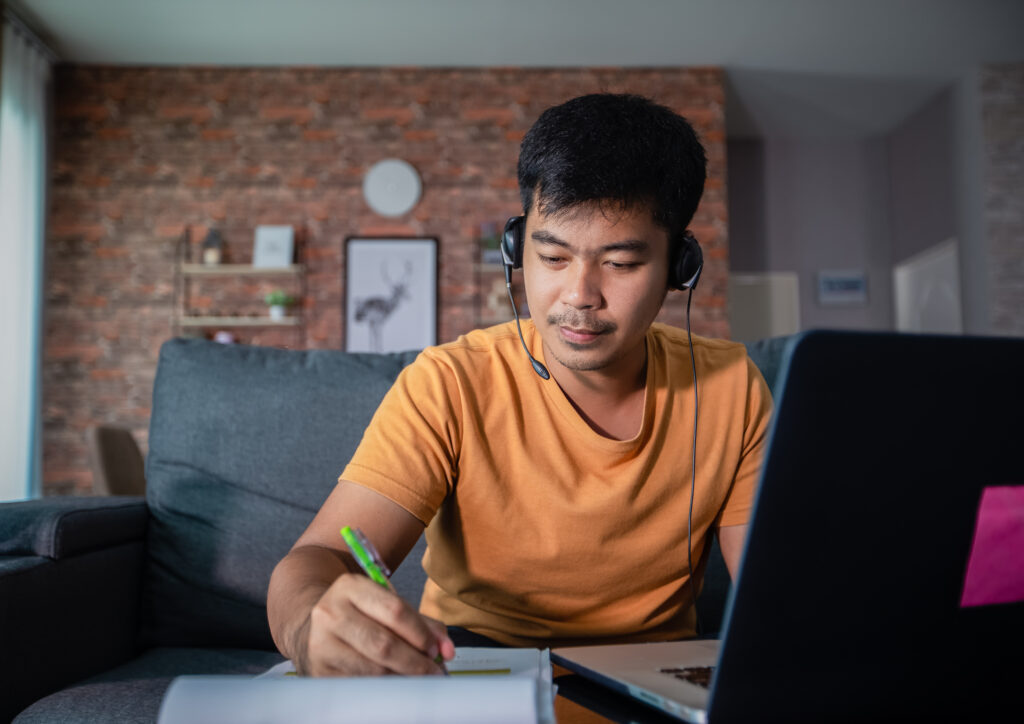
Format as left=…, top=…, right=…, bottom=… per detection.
left=522, top=201, right=670, bottom=377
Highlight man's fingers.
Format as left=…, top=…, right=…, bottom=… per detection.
left=424, top=615, right=456, bottom=661
left=305, top=636, right=390, bottom=677
left=308, top=573, right=445, bottom=676
left=343, top=574, right=445, bottom=662
left=343, top=611, right=444, bottom=675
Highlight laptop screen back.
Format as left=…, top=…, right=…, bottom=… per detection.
left=709, top=330, right=1024, bottom=722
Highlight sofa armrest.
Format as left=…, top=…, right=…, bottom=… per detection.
left=0, top=495, right=147, bottom=559
left=0, top=497, right=148, bottom=722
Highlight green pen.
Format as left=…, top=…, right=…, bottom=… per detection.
left=340, top=525, right=449, bottom=674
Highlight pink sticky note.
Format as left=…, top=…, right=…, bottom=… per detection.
left=960, top=485, right=1024, bottom=608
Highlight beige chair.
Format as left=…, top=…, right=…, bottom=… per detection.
left=86, top=424, right=146, bottom=496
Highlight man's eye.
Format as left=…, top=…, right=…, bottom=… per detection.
left=540, top=255, right=564, bottom=264
left=608, top=261, right=640, bottom=270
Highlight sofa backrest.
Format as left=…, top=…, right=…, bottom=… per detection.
left=143, top=339, right=420, bottom=649
left=742, top=335, right=792, bottom=399
left=142, top=334, right=793, bottom=650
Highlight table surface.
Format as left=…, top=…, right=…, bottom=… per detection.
left=552, top=665, right=686, bottom=724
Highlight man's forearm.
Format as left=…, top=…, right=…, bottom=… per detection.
left=267, top=545, right=353, bottom=665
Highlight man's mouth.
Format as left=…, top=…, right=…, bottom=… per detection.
left=547, top=315, right=616, bottom=345
left=559, top=326, right=607, bottom=344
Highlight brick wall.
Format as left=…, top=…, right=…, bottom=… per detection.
left=982, top=64, right=1024, bottom=336
left=44, top=66, right=729, bottom=494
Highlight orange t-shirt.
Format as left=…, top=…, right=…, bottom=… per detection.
left=341, top=320, right=773, bottom=647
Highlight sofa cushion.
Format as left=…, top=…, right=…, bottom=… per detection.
left=13, top=647, right=285, bottom=724
left=141, top=339, right=419, bottom=649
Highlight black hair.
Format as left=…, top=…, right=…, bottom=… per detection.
left=517, top=94, right=707, bottom=237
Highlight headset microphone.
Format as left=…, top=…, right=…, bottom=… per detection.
left=504, top=261, right=550, bottom=380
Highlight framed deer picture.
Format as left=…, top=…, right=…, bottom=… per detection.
left=344, top=237, right=438, bottom=353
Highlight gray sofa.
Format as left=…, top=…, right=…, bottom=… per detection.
left=0, top=334, right=791, bottom=723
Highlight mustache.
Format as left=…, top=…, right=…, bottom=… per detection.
left=546, top=313, right=617, bottom=334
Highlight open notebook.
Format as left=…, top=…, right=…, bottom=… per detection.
left=158, top=648, right=554, bottom=724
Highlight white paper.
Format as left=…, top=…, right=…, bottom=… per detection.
left=159, top=648, right=554, bottom=724
left=449, top=647, right=545, bottom=676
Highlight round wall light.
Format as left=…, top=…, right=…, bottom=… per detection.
left=362, top=159, right=422, bottom=217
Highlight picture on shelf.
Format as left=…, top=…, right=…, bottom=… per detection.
left=345, top=238, right=437, bottom=353
left=253, top=226, right=294, bottom=268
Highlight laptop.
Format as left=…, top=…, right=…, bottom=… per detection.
left=552, top=330, right=1024, bottom=723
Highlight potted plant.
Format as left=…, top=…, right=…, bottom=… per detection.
left=264, top=289, right=296, bottom=321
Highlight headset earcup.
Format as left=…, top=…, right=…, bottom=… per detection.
left=502, top=216, right=524, bottom=270
left=670, top=232, right=703, bottom=290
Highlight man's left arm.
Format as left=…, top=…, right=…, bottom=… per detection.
left=715, top=355, right=773, bottom=580
left=718, top=524, right=748, bottom=580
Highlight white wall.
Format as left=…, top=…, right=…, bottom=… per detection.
left=728, top=75, right=998, bottom=338
left=888, top=89, right=957, bottom=265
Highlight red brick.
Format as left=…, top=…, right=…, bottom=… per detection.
left=403, top=129, right=437, bottom=141
left=260, top=107, right=314, bottom=124
left=51, top=223, right=106, bottom=242
left=89, top=369, right=125, bottom=380
left=201, top=129, right=236, bottom=140
left=158, top=105, right=213, bottom=123
left=462, top=108, right=517, bottom=126
left=62, top=104, right=109, bottom=122
left=97, top=128, right=132, bottom=139
left=360, top=223, right=417, bottom=236
left=156, top=224, right=187, bottom=238
left=47, top=344, right=103, bottom=364
left=362, top=107, right=416, bottom=126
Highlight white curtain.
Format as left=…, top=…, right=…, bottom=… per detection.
left=0, top=16, right=51, bottom=500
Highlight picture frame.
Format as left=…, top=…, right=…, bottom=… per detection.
left=253, top=225, right=294, bottom=268
left=344, top=237, right=438, bottom=352
left=817, top=269, right=868, bottom=306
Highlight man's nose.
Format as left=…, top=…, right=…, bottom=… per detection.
left=561, top=261, right=602, bottom=309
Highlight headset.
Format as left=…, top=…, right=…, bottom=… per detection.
left=500, top=213, right=705, bottom=628
left=501, top=215, right=703, bottom=292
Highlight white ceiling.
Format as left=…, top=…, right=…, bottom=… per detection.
left=11, top=0, right=1024, bottom=137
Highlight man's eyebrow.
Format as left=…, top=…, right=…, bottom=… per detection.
left=530, top=230, right=651, bottom=253
left=531, top=230, right=569, bottom=247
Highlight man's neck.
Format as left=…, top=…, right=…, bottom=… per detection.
left=545, top=342, right=649, bottom=441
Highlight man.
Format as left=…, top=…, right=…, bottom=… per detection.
left=267, top=94, right=773, bottom=677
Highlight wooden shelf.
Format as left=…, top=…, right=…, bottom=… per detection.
left=179, top=264, right=305, bottom=276
left=178, top=316, right=301, bottom=328
left=173, top=231, right=307, bottom=343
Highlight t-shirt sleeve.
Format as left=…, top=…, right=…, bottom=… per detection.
left=716, top=355, right=774, bottom=528
left=340, top=351, right=462, bottom=525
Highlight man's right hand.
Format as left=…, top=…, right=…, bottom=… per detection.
left=267, top=482, right=451, bottom=676
left=296, top=571, right=454, bottom=677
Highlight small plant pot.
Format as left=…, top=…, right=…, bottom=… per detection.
left=269, top=305, right=286, bottom=321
